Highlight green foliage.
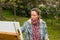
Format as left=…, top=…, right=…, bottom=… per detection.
left=39, top=5, right=48, bottom=18
left=1, top=0, right=60, bottom=18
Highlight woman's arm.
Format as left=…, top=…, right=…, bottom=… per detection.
left=21, top=22, right=27, bottom=33
left=20, top=22, right=30, bottom=40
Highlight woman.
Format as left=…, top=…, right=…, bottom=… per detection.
left=21, top=8, right=49, bottom=40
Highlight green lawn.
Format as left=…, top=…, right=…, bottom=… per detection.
left=1, top=9, right=60, bottom=40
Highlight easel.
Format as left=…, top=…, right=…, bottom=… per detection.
left=0, top=21, right=23, bottom=40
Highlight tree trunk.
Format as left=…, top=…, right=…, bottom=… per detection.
left=11, top=0, right=17, bottom=21
left=35, top=0, right=39, bottom=8
left=0, top=2, right=3, bottom=20
left=14, top=6, right=16, bottom=21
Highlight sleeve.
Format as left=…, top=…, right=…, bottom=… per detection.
left=20, top=22, right=27, bottom=33
left=20, top=22, right=30, bottom=40
left=44, top=23, right=49, bottom=40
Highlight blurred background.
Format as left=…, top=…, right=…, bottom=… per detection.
left=0, top=0, right=60, bottom=40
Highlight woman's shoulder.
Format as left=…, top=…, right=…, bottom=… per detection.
left=26, top=19, right=31, bottom=24
left=23, top=19, right=31, bottom=25
left=40, top=19, right=46, bottom=24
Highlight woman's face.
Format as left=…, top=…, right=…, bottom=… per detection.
left=31, top=11, right=39, bottom=21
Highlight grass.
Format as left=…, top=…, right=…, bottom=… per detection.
left=1, top=9, right=60, bottom=40
left=44, top=18, right=60, bottom=40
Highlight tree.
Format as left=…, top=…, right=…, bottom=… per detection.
left=0, top=0, right=4, bottom=20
